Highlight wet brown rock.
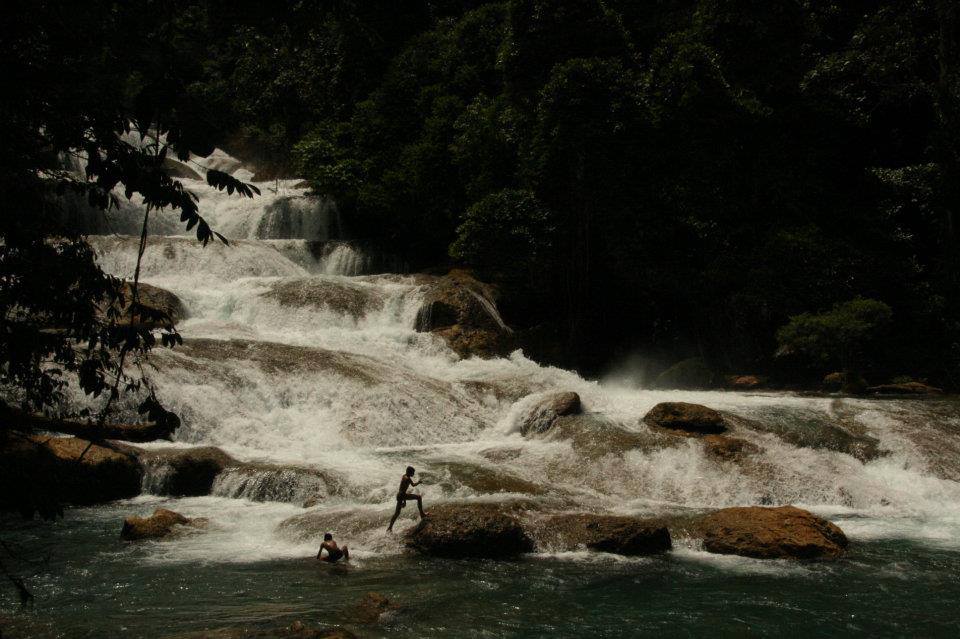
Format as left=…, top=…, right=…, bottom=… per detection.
left=528, top=513, right=672, bottom=555
left=433, top=461, right=545, bottom=495
left=643, top=402, right=726, bottom=436
left=263, top=278, right=382, bottom=319
left=549, top=413, right=668, bottom=459
left=0, top=435, right=142, bottom=513
left=520, top=392, right=582, bottom=436
left=726, top=375, right=764, bottom=390
left=415, top=270, right=513, bottom=358
left=405, top=502, right=533, bottom=558
left=121, top=508, right=207, bottom=541
left=702, top=435, right=760, bottom=461
left=823, top=372, right=844, bottom=391
left=699, top=505, right=848, bottom=560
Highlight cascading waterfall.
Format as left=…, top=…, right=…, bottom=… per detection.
left=83, top=147, right=960, bottom=564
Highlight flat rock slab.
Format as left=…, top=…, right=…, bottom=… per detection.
left=699, top=505, right=848, bottom=560
left=405, top=503, right=533, bottom=558
left=529, top=513, right=672, bottom=555
left=643, top=402, right=726, bottom=436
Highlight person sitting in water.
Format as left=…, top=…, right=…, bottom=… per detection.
left=317, top=533, right=349, bottom=563
left=387, top=466, right=428, bottom=532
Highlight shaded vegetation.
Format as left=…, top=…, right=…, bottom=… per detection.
left=2, top=0, right=959, bottom=402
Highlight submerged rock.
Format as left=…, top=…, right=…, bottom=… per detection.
left=519, top=391, right=582, bottom=436
left=347, top=592, right=404, bottom=625
left=726, top=411, right=883, bottom=462
left=164, top=621, right=356, bottom=638
left=867, top=382, right=943, bottom=395
left=698, top=505, right=848, bottom=560
left=643, top=402, right=726, bottom=436
left=415, top=270, right=513, bottom=358
left=702, top=435, right=760, bottom=461
left=528, top=513, right=671, bottom=556
left=263, top=278, right=383, bottom=319
left=405, top=503, right=533, bottom=558
left=433, top=460, right=546, bottom=496
left=121, top=508, right=208, bottom=541
left=549, top=413, right=666, bottom=459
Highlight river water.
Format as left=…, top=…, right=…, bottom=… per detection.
left=2, top=151, right=960, bottom=637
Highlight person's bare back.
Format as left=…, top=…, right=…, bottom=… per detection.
left=317, top=533, right=349, bottom=563
left=387, top=466, right=427, bottom=532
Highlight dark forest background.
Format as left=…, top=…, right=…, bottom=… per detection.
left=4, top=0, right=959, bottom=390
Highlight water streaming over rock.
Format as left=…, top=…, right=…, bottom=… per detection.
left=78, top=148, right=960, bottom=564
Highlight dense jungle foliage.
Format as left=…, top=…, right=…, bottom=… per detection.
left=4, top=0, right=959, bottom=389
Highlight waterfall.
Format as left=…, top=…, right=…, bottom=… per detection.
left=80, top=147, right=960, bottom=562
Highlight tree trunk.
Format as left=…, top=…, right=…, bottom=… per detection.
left=0, top=405, right=175, bottom=443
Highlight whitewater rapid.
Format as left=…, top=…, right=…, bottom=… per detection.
left=80, top=149, right=960, bottom=567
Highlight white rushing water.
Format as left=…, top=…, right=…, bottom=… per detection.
left=81, top=149, right=960, bottom=565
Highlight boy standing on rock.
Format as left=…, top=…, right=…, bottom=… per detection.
left=387, top=466, right=428, bottom=532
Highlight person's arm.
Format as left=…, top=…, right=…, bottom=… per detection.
left=316, top=546, right=324, bottom=560
left=411, top=479, right=421, bottom=487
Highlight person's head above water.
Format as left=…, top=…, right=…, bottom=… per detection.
left=324, top=533, right=333, bottom=541
left=406, top=466, right=415, bottom=476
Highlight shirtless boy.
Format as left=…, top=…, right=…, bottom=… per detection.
left=317, top=533, right=349, bottom=563
left=386, top=466, right=427, bottom=532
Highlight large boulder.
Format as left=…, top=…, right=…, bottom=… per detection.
left=120, top=508, right=207, bottom=541
left=698, top=506, right=848, bottom=560
left=415, top=270, right=513, bottom=358
left=102, top=282, right=188, bottom=328
left=405, top=503, right=533, bottom=558
left=725, top=375, right=765, bottom=390
left=136, top=446, right=235, bottom=496
left=528, top=513, right=672, bottom=556
left=0, top=435, right=142, bottom=515
left=519, top=392, right=582, bottom=436
left=643, top=402, right=726, bottom=436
